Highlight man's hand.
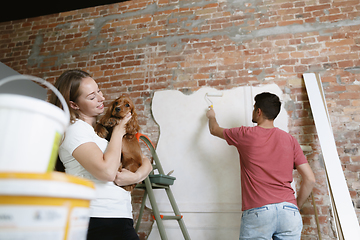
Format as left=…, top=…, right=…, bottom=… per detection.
left=206, top=106, right=216, bottom=119
left=206, top=107, right=225, bottom=139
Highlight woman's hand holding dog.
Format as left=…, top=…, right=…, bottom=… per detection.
left=91, top=112, right=131, bottom=181
left=73, top=112, right=132, bottom=182
left=114, top=154, right=153, bottom=187
left=112, top=112, right=132, bottom=138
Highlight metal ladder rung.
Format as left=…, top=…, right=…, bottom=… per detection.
left=152, top=215, right=183, bottom=220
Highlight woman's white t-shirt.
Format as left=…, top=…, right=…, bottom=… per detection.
left=59, top=119, right=132, bottom=219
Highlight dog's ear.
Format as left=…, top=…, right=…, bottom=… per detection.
left=95, top=123, right=109, bottom=138
left=125, top=97, right=140, bottom=134
left=126, top=110, right=140, bottom=135
left=132, top=111, right=140, bottom=132
left=131, top=99, right=141, bottom=133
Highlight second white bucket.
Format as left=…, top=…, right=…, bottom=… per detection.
left=0, top=75, right=69, bottom=173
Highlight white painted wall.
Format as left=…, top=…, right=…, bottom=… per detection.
left=148, top=84, right=288, bottom=240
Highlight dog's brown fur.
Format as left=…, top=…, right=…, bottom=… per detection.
left=95, top=95, right=142, bottom=192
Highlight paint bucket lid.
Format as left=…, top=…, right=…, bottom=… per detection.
left=0, top=94, right=68, bottom=129
left=0, top=74, right=70, bottom=127
left=0, top=172, right=95, bottom=200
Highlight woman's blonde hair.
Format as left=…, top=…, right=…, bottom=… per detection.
left=49, top=69, right=90, bottom=123
left=49, top=69, right=91, bottom=172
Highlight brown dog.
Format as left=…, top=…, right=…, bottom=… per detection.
left=95, top=95, right=142, bottom=191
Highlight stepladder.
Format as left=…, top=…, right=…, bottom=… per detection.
left=135, top=133, right=191, bottom=240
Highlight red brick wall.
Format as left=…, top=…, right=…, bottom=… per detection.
left=1, top=0, right=360, bottom=239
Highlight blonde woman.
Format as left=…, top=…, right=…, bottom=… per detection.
left=50, top=69, right=152, bottom=240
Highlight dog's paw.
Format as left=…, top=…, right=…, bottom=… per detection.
left=105, top=118, right=118, bottom=127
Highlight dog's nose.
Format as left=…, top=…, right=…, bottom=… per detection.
left=115, top=107, right=121, bottom=112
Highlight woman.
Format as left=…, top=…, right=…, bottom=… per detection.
left=49, top=69, right=152, bottom=240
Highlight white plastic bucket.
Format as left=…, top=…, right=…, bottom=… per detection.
left=0, top=75, right=70, bottom=173
left=0, top=172, right=95, bottom=240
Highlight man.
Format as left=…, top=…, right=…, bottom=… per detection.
left=206, top=92, right=315, bottom=239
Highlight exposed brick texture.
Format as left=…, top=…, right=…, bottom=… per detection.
left=2, top=0, right=360, bottom=239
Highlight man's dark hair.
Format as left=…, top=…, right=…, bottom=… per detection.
left=254, top=92, right=281, bottom=120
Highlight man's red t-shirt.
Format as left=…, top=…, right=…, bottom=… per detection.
left=223, top=126, right=308, bottom=211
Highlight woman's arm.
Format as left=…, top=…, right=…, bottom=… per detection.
left=114, top=154, right=153, bottom=186
left=72, top=113, right=132, bottom=181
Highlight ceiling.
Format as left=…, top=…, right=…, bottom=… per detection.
left=0, top=0, right=124, bottom=23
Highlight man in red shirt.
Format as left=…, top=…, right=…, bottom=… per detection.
left=206, top=92, right=315, bottom=239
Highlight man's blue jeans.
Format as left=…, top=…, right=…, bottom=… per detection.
left=239, top=202, right=303, bottom=240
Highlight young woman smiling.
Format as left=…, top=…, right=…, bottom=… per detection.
left=50, top=69, right=152, bottom=240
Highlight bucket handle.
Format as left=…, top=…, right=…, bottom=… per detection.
left=0, top=75, right=70, bottom=126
